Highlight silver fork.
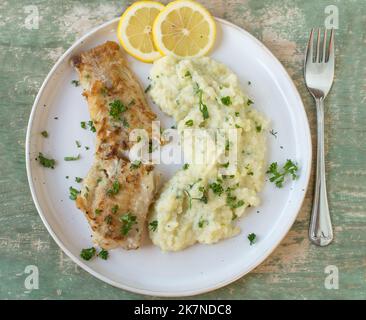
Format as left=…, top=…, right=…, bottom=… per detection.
left=304, top=28, right=335, bottom=246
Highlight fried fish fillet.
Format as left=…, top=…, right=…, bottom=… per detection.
left=72, top=41, right=156, bottom=158
left=76, top=157, right=155, bottom=250
left=72, top=41, right=157, bottom=250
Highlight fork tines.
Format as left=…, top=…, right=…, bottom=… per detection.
left=306, top=28, right=334, bottom=63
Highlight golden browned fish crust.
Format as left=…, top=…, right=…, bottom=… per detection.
left=72, top=42, right=157, bottom=250
left=72, top=41, right=156, bottom=158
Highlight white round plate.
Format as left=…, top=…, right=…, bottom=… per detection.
left=26, top=18, right=311, bottom=297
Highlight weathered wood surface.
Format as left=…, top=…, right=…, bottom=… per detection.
left=0, top=0, right=365, bottom=299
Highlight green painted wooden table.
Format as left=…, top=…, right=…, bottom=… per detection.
left=0, top=0, right=365, bottom=299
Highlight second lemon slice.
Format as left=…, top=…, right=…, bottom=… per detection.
left=153, top=0, right=216, bottom=58
left=118, top=1, right=165, bottom=63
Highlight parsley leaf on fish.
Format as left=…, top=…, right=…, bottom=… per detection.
left=109, top=99, right=127, bottom=121
left=107, top=181, right=120, bottom=197
left=130, top=160, right=141, bottom=169
left=120, top=213, right=137, bottom=236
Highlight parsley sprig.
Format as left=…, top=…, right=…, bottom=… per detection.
left=109, top=99, right=127, bottom=121
left=248, top=233, right=256, bottom=245
left=120, top=212, right=137, bottom=236
left=266, top=160, right=298, bottom=188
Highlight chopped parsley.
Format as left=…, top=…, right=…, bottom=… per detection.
left=120, top=213, right=137, bottom=236
left=184, top=70, right=192, bottom=78
left=104, top=215, right=113, bottom=225
left=80, top=121, right=87, bottom=129
left=144, top=84, right=152, bottom=93
left=247, top=99, right=254, bottom=106
left=183, top=163, right=189, bottom=170
left=209, top=182, right=224, bottom=196
left=226, top=194, right=245, bottom=209
left=235, top=112, right=240, bottom=117
left=41, top=131, right=48, bottom=138
left=255, top=123, right=262, bottom=132
left=248, top=233, right=256, bottom=245
left=130, top=160, right=141, bottom=169
left=75, top=140, right=81, bottom=148
left=111, top=205, right=119, bottom=214
left=122, top=117, right=129, bottom=128
left=107, top=181, right=120, bottom=197
left=64, top=154, right=80, bottom=161
left=226, top=183, right=239, bottom=192
left=37, top=152, right=55, bottom=169
left=100, top=87, right=108, bottom=96
left=185, top=119, right=194, bottom=127
left=80, top=247, right=96, bottom=261
left=98, top=249, right=109, bottom=260
left=71, top=80, right=80, bottom=87
left=75, top=177, right=83, bottom=183
left=195, top=84, right=209, bottom=120
left=266, top=160, right=298, bottom=188
left=221, top=96, right=232, bottom=106
left=88, top=121, right=96, bottom=132
left=198, top=218, right=208, bottom=228
left=221, top=162, right=230, bottom=168
left=245, top=164, right=254, bottom=176
left=149, top=220, right=158, bottom=232
left=109, top=99, right=127, bottom=121
left=83, top=185, right=89, bottom=199
left=222, top=174, right=235, bottom=179
left=95, top=209, right=102, bottom=216
left=69, top=186, right=80, bottom=200
left=225, top=140, right=230, bottom=151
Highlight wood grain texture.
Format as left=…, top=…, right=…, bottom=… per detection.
left=0, top=0, right=365, bottom=299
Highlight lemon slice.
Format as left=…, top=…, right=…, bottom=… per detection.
left=152, top=0, right=216, bottom=58
left=118, top=1, right=165, bottom=63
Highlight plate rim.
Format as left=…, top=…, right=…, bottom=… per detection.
left=25, top=17, right=312, bottom=297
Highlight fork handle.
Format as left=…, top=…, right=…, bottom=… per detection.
left=309, top=98, right=333, bottom=246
